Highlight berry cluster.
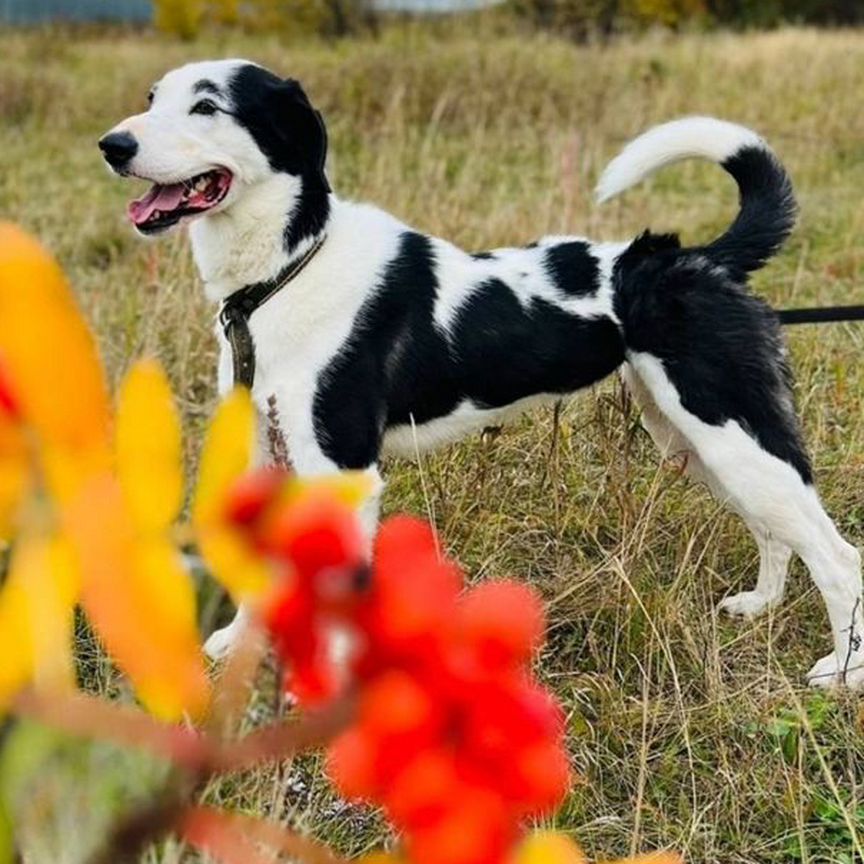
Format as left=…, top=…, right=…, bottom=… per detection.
left=330, top=517, right=570, bottom=864
left=222, top=467, right=366, bottom=704
left=222, top=470, right=571, bottom=864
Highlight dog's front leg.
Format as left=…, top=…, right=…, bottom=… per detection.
left=203, top=428, right=383, bottom=660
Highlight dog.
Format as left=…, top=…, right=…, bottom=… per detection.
left=99, top=59, right=863, bottom=688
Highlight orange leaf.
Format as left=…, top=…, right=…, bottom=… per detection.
left=65, top=473, right=210, bottom=720
left=0, top=223, right=111, bottom=500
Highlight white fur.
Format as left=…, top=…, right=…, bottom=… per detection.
left=625, top=353, right=864, bottom=688
left=595, top=116, right=764, bottom=203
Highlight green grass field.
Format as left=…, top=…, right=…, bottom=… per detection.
left=2, top=23, right=864, bottom=864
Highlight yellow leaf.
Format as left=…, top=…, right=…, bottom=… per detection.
left=356, top=854, right=405, bottom=864
left=198, top=526, right=272, bottom=601
left=0, top=223, right=111, bottom=500
left=22, top=531, right=79, bottom=693
left=194, top=388, right=255, bottom=525
left=0, top=573, right=33, bottom=711
left=515, top=832, right=587, bottom=864
left=0, top=528, right=79, bottom=707
left=66, top=473, right=209, bottom=720
left=287, top=471, right=376, bottom=510
left=116, top=360, right=183, bottom=533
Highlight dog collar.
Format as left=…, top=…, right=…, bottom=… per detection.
left=218, top=234, right=326, bottom=389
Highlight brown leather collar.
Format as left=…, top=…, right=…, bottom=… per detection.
left=218, top=234, right=326, bottom=389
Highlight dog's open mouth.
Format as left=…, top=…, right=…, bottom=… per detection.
left=127, top=168, right=233, bottom=233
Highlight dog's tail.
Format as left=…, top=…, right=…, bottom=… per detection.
left=596, top=117, right=796, bottom=278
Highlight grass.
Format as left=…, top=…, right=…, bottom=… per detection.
left=2, top=21, right=864, bottom=864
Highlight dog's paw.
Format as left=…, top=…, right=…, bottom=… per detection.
left=806, top=651, right=864, bottom=690
left=717, top=590, right=774, bottom=618
left=203, top=623, right=240, bottom=660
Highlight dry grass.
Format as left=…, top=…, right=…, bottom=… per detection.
left=2, top=23, right=864, bottom=864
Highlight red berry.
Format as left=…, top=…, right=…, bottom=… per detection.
left=366, top=558, right=462, bottom=655
left=288, top=652, right=343, bottom=707
left=374, top=516, right=442, bottom=588
left=223, top=466, right=285, bottom=525
left=263, top=493, right=364, bottom=578
left=385, top=749, right=460, bottom=829
left=327, top=728, right=382, bottom=799
left=463, top=681, right=565, bottom=762
left=407, top=786, right=512, bottom=864
left=458, top=581, right=545, bottom=670
left=505, top=741, right=571, bottom=815
left=264, top=575, right=312, bottom=647
left=359, top=670, right=444, bottom=745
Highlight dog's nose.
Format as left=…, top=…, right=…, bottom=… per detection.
left=98, top=131, right=138, bottom=168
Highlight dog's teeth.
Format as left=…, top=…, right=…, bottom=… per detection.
left=194, top=176, right=209, bottom=192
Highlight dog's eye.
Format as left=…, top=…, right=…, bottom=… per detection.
left=190, top=99, right=218, bottom=117
left=146, top=90, right=154, bottom=107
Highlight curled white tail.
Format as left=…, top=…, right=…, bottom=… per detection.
left=595, top=116, right=764, bottom=203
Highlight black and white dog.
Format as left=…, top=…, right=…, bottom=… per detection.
left=100, top=60, right=863, bottom=688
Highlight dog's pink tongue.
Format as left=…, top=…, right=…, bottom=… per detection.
left=128, top=183, right=186, bottom=224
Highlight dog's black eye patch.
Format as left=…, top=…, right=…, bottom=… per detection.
left=190, top=99, right=219, bottom=117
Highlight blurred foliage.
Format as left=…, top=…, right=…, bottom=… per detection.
left=508, top=0, right=864, bottom=40
left=154, top=0, right=379, bottom=39
left=152, top=0, right=864, bottom=41
left=153, top=0, right=204, bottom=39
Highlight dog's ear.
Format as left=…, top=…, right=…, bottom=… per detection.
left=232, top=66, right=331, bottom=193
left=274, top=78, right=331, bottom=193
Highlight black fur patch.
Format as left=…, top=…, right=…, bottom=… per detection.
left=229, top=64, right=330, bottom=254
left=314, top=233, right=624, bottom=468
left=314, top=232, right=455, bottom=468
left=613, top=241, right=812, bottom=483
left=193, top=79, right=221, bottom=95
left=708, top=144, right=797, bottom=280
left=449, top=279, right=624, bottom=407
left=543, top=241, right=602, bottom=296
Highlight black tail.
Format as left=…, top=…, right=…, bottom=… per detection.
left=705, top=144, right=797, bottom=280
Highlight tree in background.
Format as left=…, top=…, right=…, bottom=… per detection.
left=209, top=0, right=240, bottom=26
left=509, top=0, right=863, bottom=40
left=706, top=0, right=864, bottom=26
left=153, top=0, right=204, bottom=38
left=154, top=0, right=377, bottom=38
left=507, top=0, right=706, bottom=41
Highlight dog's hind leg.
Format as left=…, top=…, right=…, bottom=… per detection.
left=622, top=363, right=792, bottom=617
left=625, top=352, right=864, bottom=689
left=717, top=522, right=792, bottom=618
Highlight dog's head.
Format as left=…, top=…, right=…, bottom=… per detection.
left=99, top=60, right=329, bottom=236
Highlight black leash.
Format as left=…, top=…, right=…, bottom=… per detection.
left=219, top=234, right=326, bottom=389
left=777, top=304, right=864, bottom=325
